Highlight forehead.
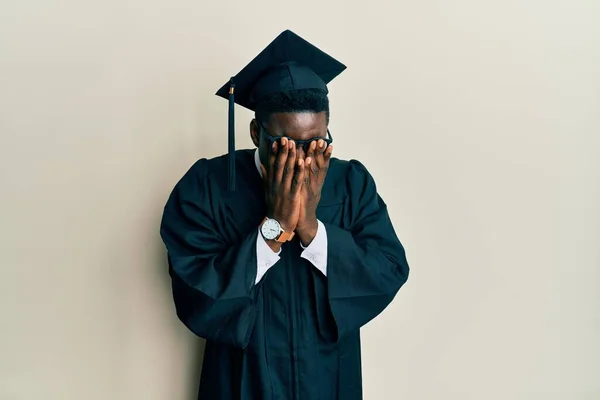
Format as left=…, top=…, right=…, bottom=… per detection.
left=266, top=112, right=327, bottom=139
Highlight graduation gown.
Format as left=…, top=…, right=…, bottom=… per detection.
left=160, top=149, right=409, bottom=400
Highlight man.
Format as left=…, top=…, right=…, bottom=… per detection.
left=160, top=30, right=409, bottom=400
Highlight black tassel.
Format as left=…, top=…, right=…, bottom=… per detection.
left=228, top=78, right=236, bottom=192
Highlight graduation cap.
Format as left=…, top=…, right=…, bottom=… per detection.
left=215, top=29, right=347, bottom=191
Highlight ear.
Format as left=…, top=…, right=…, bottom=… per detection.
left=250, top=119, right=260, bottom=148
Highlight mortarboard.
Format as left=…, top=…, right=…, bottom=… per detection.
left=215, top=29, right=346, bottom=191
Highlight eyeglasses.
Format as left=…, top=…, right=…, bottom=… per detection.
left=258, top=121, right=333, bottom=153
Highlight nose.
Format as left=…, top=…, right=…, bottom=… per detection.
left=296, top=145, right=306, bottom=160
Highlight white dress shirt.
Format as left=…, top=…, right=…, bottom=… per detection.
left=254, top=149, right=328, bottom=284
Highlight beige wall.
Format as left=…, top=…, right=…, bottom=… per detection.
left=1, top=1, right=599, bottom=399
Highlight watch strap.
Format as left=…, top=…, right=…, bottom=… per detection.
left=275, top=230, right=295, bottom=243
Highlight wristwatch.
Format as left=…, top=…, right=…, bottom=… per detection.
left=260, top=217, right=295, bottom=243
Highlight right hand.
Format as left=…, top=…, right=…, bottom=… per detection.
left=259, top=137, right=306, bottom=233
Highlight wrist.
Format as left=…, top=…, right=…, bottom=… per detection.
left=266, top=211, right=295, bottom=233
left=296, top=217, right=318, bottom=246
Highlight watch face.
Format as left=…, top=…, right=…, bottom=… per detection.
left=261, top=219, right=281, bottom=240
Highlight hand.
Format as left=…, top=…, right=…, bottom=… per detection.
left=259, top=137, right=306, bottom=237
left=296, top=139, right=333, bottom=245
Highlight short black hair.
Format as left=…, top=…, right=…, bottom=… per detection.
left=254, top=88, right=329, bottom=125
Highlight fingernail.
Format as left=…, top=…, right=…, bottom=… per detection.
left=272, top=142, right=277, bottom=150
left=306, top=157, right=312, bottom=165
left=282, top=138, right=287, bottom=146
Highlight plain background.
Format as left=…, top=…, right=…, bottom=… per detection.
left=1, top=0, right=598, bottom=399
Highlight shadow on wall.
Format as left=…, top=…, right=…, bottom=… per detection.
left=142, top=83, right=229, bottom=397
left=153, top=221, right=206, bottom=399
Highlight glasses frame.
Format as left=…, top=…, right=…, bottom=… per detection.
left=258, top=121, right=333, bottom=154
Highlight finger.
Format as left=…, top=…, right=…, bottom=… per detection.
left=323, top=144, right=333, bottom=163
left=306, top=154, right=319, bottom=177
left=305, top=157, right=317, bottom=193
left=315, top=140, right=327, bottom=168
left=307, top=140, right=317, bottom=159
left=291, top=158, right=305, bottom=196
left=274, top=137, right=289, bottom=185
left=282, top=140, right=297, bottom=189
left=317, top=139, right=326, bottom=154
left=318, top=145, right=332, bottom=183
left=268, top=141, right=277, bottom=182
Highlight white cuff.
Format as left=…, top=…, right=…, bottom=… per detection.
left=255, top=228, right=281, bottom=284
left=300, top=220, right=328, bottom=276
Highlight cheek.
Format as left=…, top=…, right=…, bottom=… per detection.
left=258, top=145, right=269, bottom=166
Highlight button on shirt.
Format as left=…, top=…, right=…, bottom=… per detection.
left=254, top=149, right=328, bottom=284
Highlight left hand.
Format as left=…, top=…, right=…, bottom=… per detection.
left=296, top=139, right=333, bottom=245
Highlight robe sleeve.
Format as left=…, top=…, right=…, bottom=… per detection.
left=160, top=160, right=259, bottom=349
left=313, top=160, right=410, bottom=342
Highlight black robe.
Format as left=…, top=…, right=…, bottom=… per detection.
left=160, top=149, right=409, bottom=400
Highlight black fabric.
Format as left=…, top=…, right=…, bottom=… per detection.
left=215, top=30, right=346, bottom=111
left=160, top=150, right=410, bottom=400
